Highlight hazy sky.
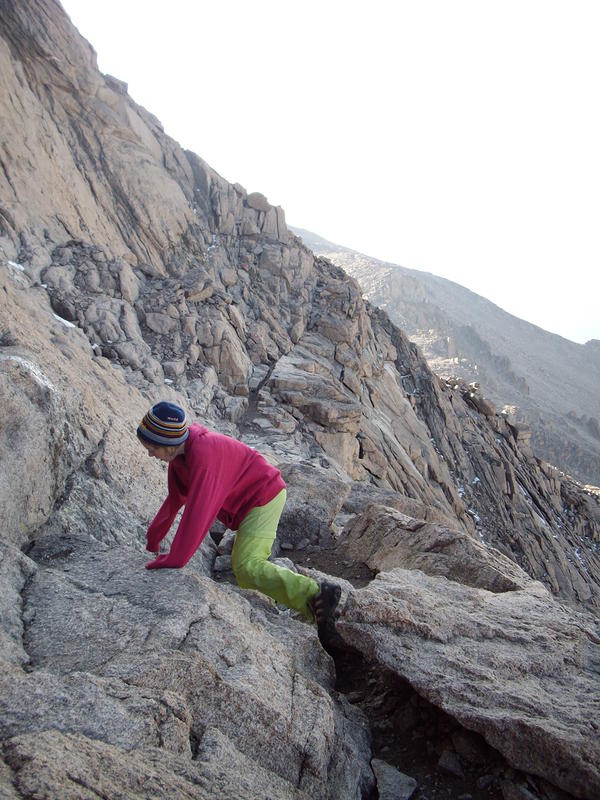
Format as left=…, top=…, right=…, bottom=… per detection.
left=61, top=1, right=599, bottom=344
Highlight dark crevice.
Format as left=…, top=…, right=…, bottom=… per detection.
left=236, top=361, right=277, bottom=434
left=17, top=560, right=37, bottom=673
left=189, top=730, right=201, bottom=760
left=325, top=644, right=570, bottom=800
left=0, top=153, right=17, bottom=197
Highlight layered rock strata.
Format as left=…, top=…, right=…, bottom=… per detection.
left=1, top=3, right=600, bottom=799
left=293, top=228, right=600, bottom=488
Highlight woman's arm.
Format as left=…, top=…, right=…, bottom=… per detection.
left=145, top=465, right=226, bottom=569
left=145, top=467, right=185, bottom=552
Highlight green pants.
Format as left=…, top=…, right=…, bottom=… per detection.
left=231, top=489, right=319, bottom=620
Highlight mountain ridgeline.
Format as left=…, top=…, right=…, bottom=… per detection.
left=1, top=2, right=599, bottom=799
left=292, top=227, right=600, bottom=488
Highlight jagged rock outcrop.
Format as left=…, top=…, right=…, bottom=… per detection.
left=337, top=568, right=600, bottom=800
left=293, top=227, right=600, bottom=488
left=1, top=2, right=600, bottom=799
left=2, top=536, right=373, bottom=799
left=339, top=504, right=533, bottom=593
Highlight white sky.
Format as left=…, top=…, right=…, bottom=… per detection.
left=60, top=0, right=599, bottom=344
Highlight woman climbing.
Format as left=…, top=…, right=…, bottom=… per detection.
left=137, top=400, right=341, bottom=642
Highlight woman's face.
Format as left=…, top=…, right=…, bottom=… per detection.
left=140, top=441, right=180, bottom=463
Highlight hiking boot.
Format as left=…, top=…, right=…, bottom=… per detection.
left=310, top=581, right=342, bottom=646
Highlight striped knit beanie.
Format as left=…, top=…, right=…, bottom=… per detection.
left=137, top=401, right=189, bottom=447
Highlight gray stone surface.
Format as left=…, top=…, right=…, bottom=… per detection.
left=279, top=462, right=350, bottom=546
left=340, top=503, right=532, bottom=592
left=338, top=570, right=600, bottom=799
left=371, top=758, right=418, bottom=800
left=2, top=729, right=314, bottom=800
left=0, top=531, right=374, bottom=798
left=1, top=4, right=599, bottom=799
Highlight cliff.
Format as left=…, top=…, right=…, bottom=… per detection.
left=1, top=2, right=599, bottom=799
left=292, top=228, right=600, bottom=490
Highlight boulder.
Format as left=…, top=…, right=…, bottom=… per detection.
left=246, top=192, right=271, bottom=213
left=371, top=759, right=417, bottom=800
left=7, top=536, right=374, bottom=799
left=145, top=312, right=178, bottom=335
left=116, top=260, right=140, bottom=304
left=1, top=728, right=313, bottom=800
left=337, top=571, right=600, bottom=800
left=340, top=504, right=532, bottom=592
left=279, top=464, right=350, bottom=547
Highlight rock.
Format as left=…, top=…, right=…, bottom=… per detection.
left=468, top=392, right=497, bottom=418
left=0, top=664, right=193, bottom=756
left=0, top=357, right=60, bottom=546
left=183, top=268, right=214, bottom=303
left=213, top=554, right=232, bottom=572
left=113, top=340, right=147, bottom=370
left=163, top=359, right=186, bottom=379
left=371, top=759, right=417, bottom=800
left=341, top=483, right=460, bottom=530
left=438, top=748, right=465, bottom=778
left=341, top=366, right=362, bottom=395
left=7, top=536, right=374, bottom=798
left=276, top=207, right=288, bottom=241
left=246, top=192, right=271, bottom=213
left=302, top=231, right=600, bottom=489
left=142, top=355, right=165, bottom=384
left=279, top=463, right=349, bottom=547
left=314, top=430, right=361, bottom=478
left=241, top=218, right=261, bottom=236
left=196, top=316, right=252, bottom=393
left=2, top=728, right=316, bottom=800
left=144, top=312, right=178, bottom=334
left=0, top=544, right=36, bottom=667
left=500, top=780, right=542, bottom=800
left=186, top=368, right=218, bottom=415
left=537, top=778, right=576, bottom=800
left=220, top=267, right=237, bottom=288
left=451, top=729, right=493, bottom=765
left=221, top=395, right=248, bottom=422
left=337, top=571, right=600, bottom=799
left=249, top=364, right=270, bottom=391
left=117, top=261, right=140, bottom=304
left=341, top=504, right=532, bottom=592
left=258, top=405, right=298, bottom=434
left=217, top=530, right=236, bottom=556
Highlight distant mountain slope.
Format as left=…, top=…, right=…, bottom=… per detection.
left=292, top=227, right=600, bottom=486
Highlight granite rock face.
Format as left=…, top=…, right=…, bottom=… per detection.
left=1, top=728, right=320, bottom=800
left=0, top=263, right=374, bottom=800
left=1, top=536, right=373, bottom=800
left=337, top=569, right=600, bottom=800
left=339, top=503, right=533, bottom=592
left=1, top=2, right=600, bottom=799
left=295, top=228, right=600, bottom=488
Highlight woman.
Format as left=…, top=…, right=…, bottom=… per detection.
left=137, top=401, right=341, bottom=640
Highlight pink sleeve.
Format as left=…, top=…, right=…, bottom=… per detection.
left=145, top=465, right=226, bottom=569
left=146, top=467, right=185, bottom=552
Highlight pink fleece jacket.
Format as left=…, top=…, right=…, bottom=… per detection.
left=145, top=423, right=286, bottom=569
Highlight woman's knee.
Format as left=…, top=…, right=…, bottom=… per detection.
left=232, top=556, right=263, bottom=590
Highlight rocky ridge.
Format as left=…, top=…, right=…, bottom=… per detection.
left=291, top=228, right=600, bottom=488
left=1, top=2, right=600, bottom=798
